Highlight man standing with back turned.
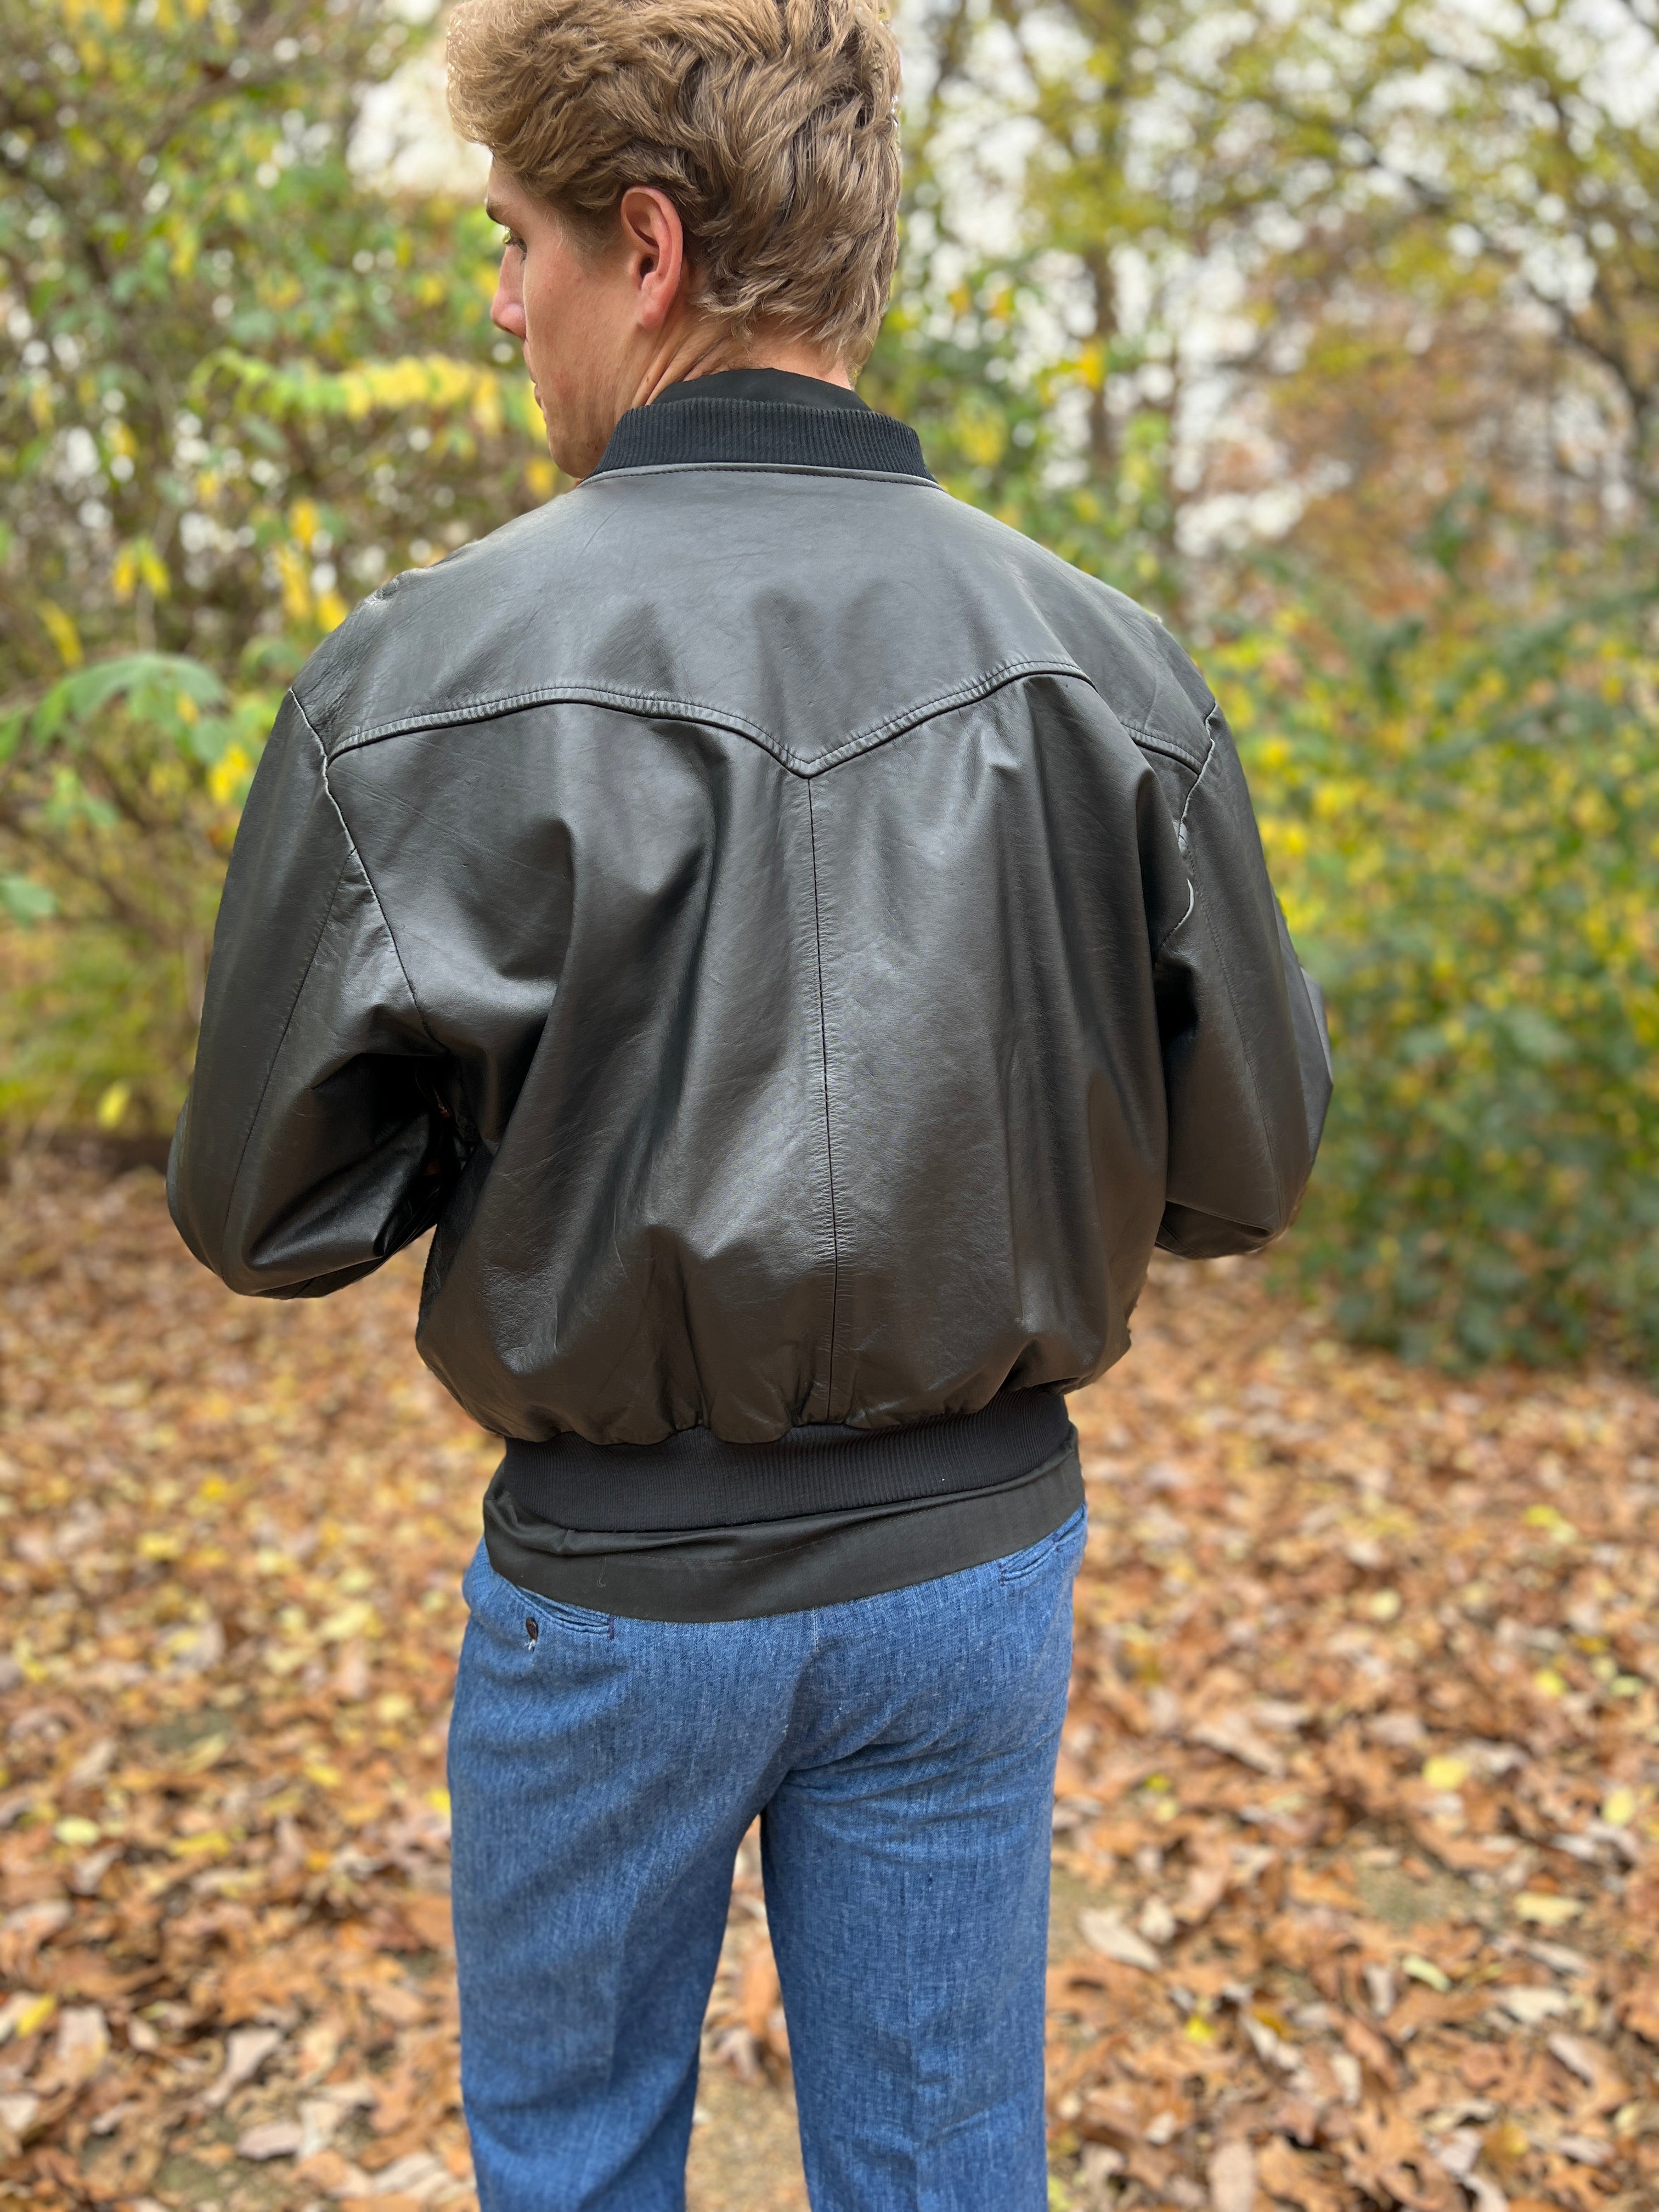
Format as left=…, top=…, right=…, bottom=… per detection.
left=168, top=1, right=1333, bottom=2204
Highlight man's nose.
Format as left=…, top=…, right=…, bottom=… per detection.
left=491, top=276, right=526, bottom=341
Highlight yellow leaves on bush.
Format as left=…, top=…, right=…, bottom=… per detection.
left=470, top=378, right=503, bottom=438
left=260, top=270, right=306, bottom=312
left=61, top=0, right=129, bottom=28
left=111, top=537, right=170, bottom=603
left=206, top=352, right=540, bottom=442
left=37, top=601, right=83, bottom=669
left=164, top=214, right=200, bottom=278
left=148, top=0, right=212, bottom=35
left=274, top=542, right=311, bottom=625
left=94, top=1079, right=130, bottom=1130
left=208, top=743, right=253, bottom=804
left=958, top=412, right=1008, bottom=468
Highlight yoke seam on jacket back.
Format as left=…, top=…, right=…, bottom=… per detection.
left=309, top=658, right=1098, bottom=781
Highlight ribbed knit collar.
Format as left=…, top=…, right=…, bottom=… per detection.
left=591, top=366, right=932, bottom=481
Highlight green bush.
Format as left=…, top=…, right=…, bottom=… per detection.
left=1218, top=585, right=1659, bottom=1368
left=0, top=654, right=262, bottom=1134
left=0, top=0, right=546, bottom=1138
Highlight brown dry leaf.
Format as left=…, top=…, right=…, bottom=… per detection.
left=1336, top=2010, right=1403, bottom=2092
left=1188, top=1709, right=1286, bottom=1778
left=236, top=2118, right=304, bottom=2159
left=0, top=1898, right=71, bottom=1977
left=295, top=2144, right=376, bottom=2194
left=1340, top=2104, right=1462, bottom=2210
left=394, top=1888, right=456, bottom=1953
left=1078, top=2076, right=1157, bottom=2148
left=1170, top=1833, right=1242, bottom=1928
left=1077, top=1908, right=1163, bottom=1972
left=1616, top=1974, right=1659, bottom=2042
left=1257, top=2134, right=1344, bottom=2211
left=738, top=1934, right=780, bottom=2039
left=1206, top=2135, right=1255, bottom=2211
left=204, top=2022, right=284, bottom=2107
left=33, top=2002, right=108, bottom=2094
left=1546, top=2028, right=1628, bottom=2115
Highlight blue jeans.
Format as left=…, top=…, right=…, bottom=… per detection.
left=447, top=1504, right=1085, bottom=2212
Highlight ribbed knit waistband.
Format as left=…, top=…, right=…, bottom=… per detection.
left=498, top=1389, right=1071, bottom=1533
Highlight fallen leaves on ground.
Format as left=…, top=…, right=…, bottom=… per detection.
left=2, top=1165, right=484, bottom=2212
left=3, top=1164, right=1657, bottom=2211
left=1045, top=1259, right=1659, bottom=2211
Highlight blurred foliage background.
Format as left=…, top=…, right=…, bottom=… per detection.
left=2, top=0, right=1655, bottom=1369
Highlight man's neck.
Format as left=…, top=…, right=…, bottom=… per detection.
left=631, top=334, right=852, bottom=410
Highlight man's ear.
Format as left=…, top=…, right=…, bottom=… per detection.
left=617, top=186, right=690, bottom=332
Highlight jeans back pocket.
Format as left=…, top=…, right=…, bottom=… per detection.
left=997, top=1503, right=1087, bottom=1585
left=464, top=1542, right=614, bottom=1645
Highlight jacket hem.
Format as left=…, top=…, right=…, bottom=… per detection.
left=482, top=1437, right=1085, bottom=1622
left=498, top=1386, right=1072, bottom=1533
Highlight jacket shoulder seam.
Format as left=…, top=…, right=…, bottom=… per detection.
left=217, top=698, right=353, bottom=1252
left=1175, top=702, right=1285, bottom=1226
left=296, top=695, right=438, bottom=1051
left=1152, top=877, right=1198, bottom=960
left=1120, top=718, right=1210, bottom=775
left=1175, top=710, right=1220, bottom=853
left=1204, top=892, right=1286, bottom=1229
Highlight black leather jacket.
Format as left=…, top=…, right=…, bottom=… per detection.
left=169, top=391, right=1331, bottom=1486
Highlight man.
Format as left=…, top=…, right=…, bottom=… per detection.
left=168, top=0, right=1332, bottom=2203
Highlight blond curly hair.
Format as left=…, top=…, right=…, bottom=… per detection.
left=446, top=0, right=902, bottom=370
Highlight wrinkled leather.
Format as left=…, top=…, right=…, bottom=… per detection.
left=169, top=461, right=1333, bottom=1445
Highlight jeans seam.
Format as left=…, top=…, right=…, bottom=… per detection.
left=900, top=1833, right=922, bottom=2209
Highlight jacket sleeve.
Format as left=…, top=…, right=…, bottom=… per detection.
left=167, top=690, right=453, bottom=1297
left=1144, top=699, right=1333, bottom=1259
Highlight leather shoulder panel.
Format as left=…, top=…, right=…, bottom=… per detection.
left=290, top=470, right=1206, bottom=774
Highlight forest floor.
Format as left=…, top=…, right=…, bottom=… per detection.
left=3, top=1163, right=1659, bottom=2212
